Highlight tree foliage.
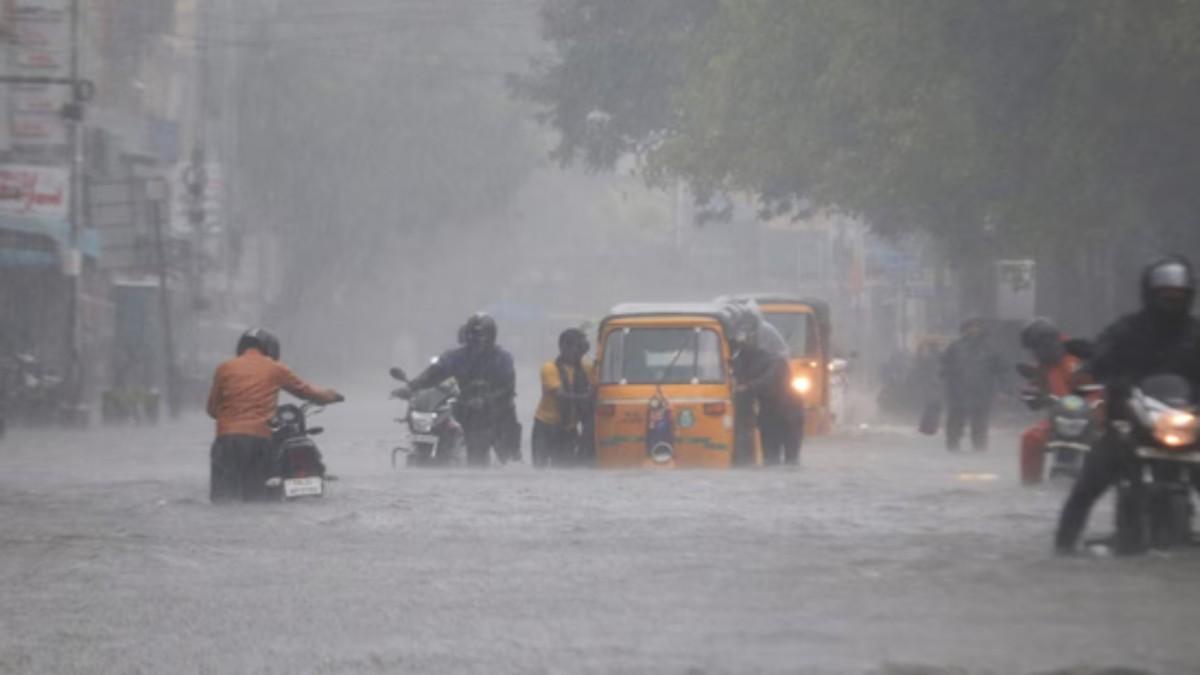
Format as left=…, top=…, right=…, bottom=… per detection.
left=519, top=0, right=1200, bottom=257
left=513, top=0, right=718, bottom=170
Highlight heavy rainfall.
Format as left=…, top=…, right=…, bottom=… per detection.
left=1, top=1, right=1199, bottom=674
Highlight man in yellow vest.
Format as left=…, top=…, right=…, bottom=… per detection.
left=532, top=328, right=594, bottom=467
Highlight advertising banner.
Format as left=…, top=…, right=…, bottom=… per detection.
left=995, top=259, right=1036, bottom=320
left=7, top=0, right=71, bottom=150
left=0, top=164, right=69, bottom=219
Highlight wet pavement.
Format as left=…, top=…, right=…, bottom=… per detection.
left=1, top=397, right=1197, bottom=674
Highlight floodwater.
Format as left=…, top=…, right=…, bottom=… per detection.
left=1, top=391, right=1197, bottom=674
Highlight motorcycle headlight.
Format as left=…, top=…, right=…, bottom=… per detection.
left=410, top=412, right=436, bottom=433
left=791, top=376, right=812, bottom=395
left=1153, top=410, right=1198, bottom=448
left=1058, top=395, right=1087, bottom=414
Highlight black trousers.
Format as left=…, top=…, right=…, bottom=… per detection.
left=733, top=391, right=757, bottom=466
left=760, top=400, right=803, bottom=466
left=210, top=434, right=271, bottom=503
left=531, top=419, right=579, bottom=467
left=460, top=403, right=522, bottom=465
left=498, top=405, right=522, bottom=462
left=945, top=398, right=991, bottom=450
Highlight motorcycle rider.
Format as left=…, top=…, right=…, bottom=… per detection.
left=939, top=318, right=1007, bottom=451
left=1054, top=255, right=1200, bottom=553
left=206, top=328, right=343, bottom=503
left=729, top=307, right=803, bottom=466
left=410, top=313, right=521, bottom=466
left=532, top=328, right=594, bottom=467
left=1017, top=318, right=1082, bottom=485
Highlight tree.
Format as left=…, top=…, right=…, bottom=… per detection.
left=512, top=0, right=718, bottom=170
left=520, top=0, right=1200, bottom=317
left=520, top=0, right=1200, bottom=255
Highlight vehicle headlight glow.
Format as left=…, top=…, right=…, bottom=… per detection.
left=411, top=412, right=437, bottom=433
left=1154, top=410, right=1198, bottom=448
left=791, top=375, right=812, bottom=395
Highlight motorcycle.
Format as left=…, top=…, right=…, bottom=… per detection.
left=263, top=402, right=330, bottom=499
left=388, top=367, right=464, bottom=468
left=1, top=352, right=71, bottom=427
left=1016, top=362, right=1101, bottom=480
left=1108, top=373, right=1199, bottom=552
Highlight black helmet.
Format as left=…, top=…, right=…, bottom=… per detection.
left=463, top=313, right=497, bottom=350
left=236, top=327, right=280, bottom=360
left=558, top=328, right=590, bottom=360
left=1141, top=255, right=1195, bottom=319
left=1020, top=318, right=1056, bottom=350
left=1020, top=317, right=1062, bottom=365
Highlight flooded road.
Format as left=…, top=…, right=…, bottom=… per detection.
left=1, top=396, right=1197, bottom=674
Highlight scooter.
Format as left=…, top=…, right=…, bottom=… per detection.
left=2, top=352, right=70, bottom=426
left=263, top=402, right=330, bottom=499
left=388, top=367, right=464, bottom=468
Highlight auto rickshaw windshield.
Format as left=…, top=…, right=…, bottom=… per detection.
left=600, top=327, right=725, bottom=385
left=762, top=312, right=816, bottom=357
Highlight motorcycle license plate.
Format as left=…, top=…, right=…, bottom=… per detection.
left=283, top=477, right=323, bottom=498
left=411, top=433, right=438, bottom=445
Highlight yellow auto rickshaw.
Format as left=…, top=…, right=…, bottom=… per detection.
left=716, top=294, right=834, bottom=435
left=592, top=303, right=754, bottom=469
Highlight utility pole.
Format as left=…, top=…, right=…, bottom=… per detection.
left=192, top=0, right=211, bottom=304
left=64, top=0, right=83, bottom=401
left=148, top=183, right=180, bottom=419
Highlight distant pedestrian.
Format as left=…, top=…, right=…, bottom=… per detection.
left=939, top=319, right=1007, bottom=451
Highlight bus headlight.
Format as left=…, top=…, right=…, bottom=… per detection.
left=791, top=376, right=812, bottom=395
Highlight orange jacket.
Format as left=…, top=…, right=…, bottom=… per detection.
left=1041, top=354, right=1080, bottom=397
left=206, top=348, right=338, bottom=438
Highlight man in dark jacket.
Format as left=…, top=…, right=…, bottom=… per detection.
left=730, top=308, right=802, bottom=465
left=411, top=313, right=521, bottom=466
left=940, top=318, right=1007, bottom=451
left=1055, top=256, right=1200, bottom=554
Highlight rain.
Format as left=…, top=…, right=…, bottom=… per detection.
left=1, top=2, right=1199, bottom=673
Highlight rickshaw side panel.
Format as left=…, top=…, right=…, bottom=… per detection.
left=759, top=302, right=833, bottom=435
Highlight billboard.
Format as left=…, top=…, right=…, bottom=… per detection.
left=995, top=259, right=1036, bottom=320
left=0, top=164, right=69, bottom=219
left=7, top=0, right=71, bottom=151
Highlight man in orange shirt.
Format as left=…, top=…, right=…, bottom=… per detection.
left=1018, top=319, right=1080, bottom=485
left=206, top=328, right=343, bottom=502
left=532, top=328, right=593, bottom=467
